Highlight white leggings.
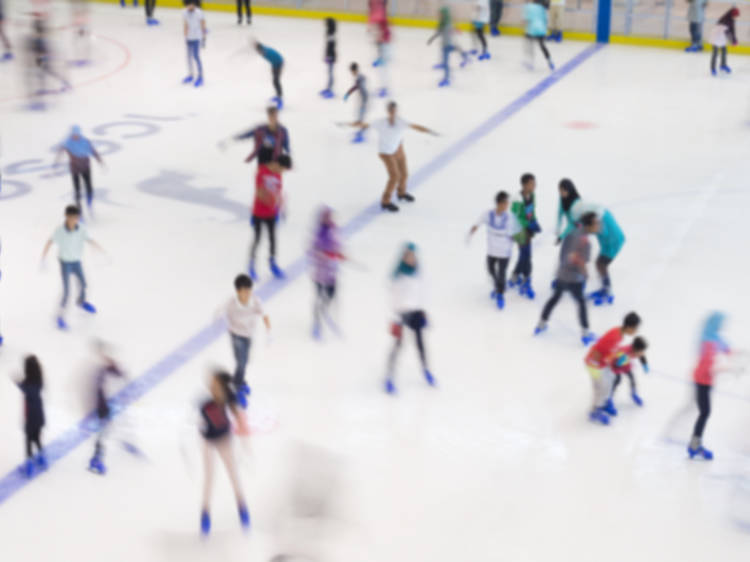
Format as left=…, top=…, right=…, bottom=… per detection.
left=202, top=435, right=245, bottom=510
left=588, top=365, right=615, bottom=410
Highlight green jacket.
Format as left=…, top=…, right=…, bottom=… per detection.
left=511, top=193, right=537, bottom=245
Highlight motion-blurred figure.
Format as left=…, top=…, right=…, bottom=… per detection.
left=709, top=6, right=739, bottom=76
left=0, top=0, right=13, bottom=60
left=55, top=125, right=104, bottom=216
left=342, top=62, right=369, bottom=143
left=87, top=340, right=124, bottom=474
left=26, top=15, right=70, bottom=110
left=309, top=206, right=345, bottom=340
left=70, top=0, right=91, bottom=65
left=255, top=40, right=284, bottom=109
left=15, top=355, right=46, bottom=478
left=427, top=5, right=468, bottom=88
left=685, top=0, right=708, bottom=52
left=369, top=0, right=391, bottom=97
left=319, top=17, right=336, bottom=98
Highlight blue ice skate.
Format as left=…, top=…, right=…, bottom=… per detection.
left=688, top=445, right=714, bottom=460
left=1, top=52, right=13, bottom=61
left=534, top=323, right=548, bottom=336
left=490, top=26, right=500, bottom=37
left=21, top=459, right=35, bottom=478
left=0, top=335, right=3, bottom=346
left=581, top=332, right=596, bottom=346
left=507, top=276, right=519, bottom=289
left=248, top=261, right=258, bottom=281
left=352, top=130, right=365, bottom=144
left=589, top=408, right=610, bottom=425
left=239, top=383, right=251, bottom=396
left=147, top=18, right=160, bottom=26
left=372, top=57, right=383, bottom=67
left=270, top=96, right=284, bottom=110
left=432, top=62, right=446, bottom=70
left=194, top=76, right=204, bottom=87
left=721, top=65, right=732, bottom=74
left=319, top=88, right=334, bottom=99
left=269, top=258, right=285, bottom=279
left=182, top=75, right=194, bottom=84
left=495, top=293, right=505, bottom=310
left=478, top=52, right=491, bottom=61
left=460, top=54, right=469, bottom=68
left=588, top=289, right=613, bottom=306
left=602, top=399, right=618, bottom=416
left=57, top=316, right=69, bottom=330
left=201, top=511, right=211, bottom=536
left=79, top=301, right=97, bottom=314
left=36, top=453, right=48, bottom=471
left=711, top=68, right=718, bottom=76
left=631, top=393, right=643, bottom=407
left=438, top=78, right=450, bottom=88
left=236, top=391, right=248, bottom=409
left=238, top=504, right=250, bottom=531
left=520, top=280, right=535, bottom=300
left=423, top=369, right=436, bottom=387
left=384, top=379, right=396, bottom=395
left=312, top=322, right=322, bottom=340
left=377, top=88, right=388, bottom=98
left=548, top=60, right=555, bottom=71
left=88, top=455, right=106, bottom=475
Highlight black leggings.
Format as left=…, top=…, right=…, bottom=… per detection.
left=25, top=426, right=43, bottom=458
left=528, top=35, right=551, bottom=61
left=251, top=216, right=276, bottom=261
left=72, top=169, right=93, bottom=206
left=487, top=256, right=508, bottom=294
left=272, top=64, right=283, bottom=98
left=474, top=26, right=487, bottom=53
left=387, top=310, right=428, bottom=378
left=711, top=46, right=727, bottom=72
left=611, top=371, right=637, bottom=397
left=236, top=0, right=251, bottom=20
left=144, top=0, right=156, bottom=18
left=541, top=280, right=589, bottom=329
left=692, top=384, right=711, bottom=440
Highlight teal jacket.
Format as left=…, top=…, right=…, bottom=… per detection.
left=524, top=3, right=548, bottom=37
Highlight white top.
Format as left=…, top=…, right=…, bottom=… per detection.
left=183, top=8, right=205, bottom=41
left=371, top=117, right=410, bottom=155
left=477, top=210, right=521, bottom=258
left=52, top=224, right=90, bottom=262
left=475, top=0, right=490, bottom=24
left=223, top=294, right=265, bottom=338
left=391, top=273, right=426, bottom=314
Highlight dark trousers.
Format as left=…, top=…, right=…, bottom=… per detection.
left=689, top=21, right=702, bottom=46
left=326, top=61, right=334, bottom=90
left=611, top=370, right=637, bottom=397
left=711, top=46, right=727, bottom=72
left=692, top=384, right=711, bottom=439
left=72, top=168, right=93, bottom=207
left=250, top=216, right=276, bottom=261
left=144, top=0, right=155, bottom=18
left=512, top=243, right=532, bottom=279
left=272, top=64, right=283, bottom=98
left=230, top=333, right=251, bottom=387
left=474, top=25, right=487, bottom=53
left=528, top=35, right=551, bottom=61
left=490, top=0, right=503, bottom=28
left=387, top=310, right=428, bottom=379
left=60, top=260, right=86, bottom=308
left=487, top=256, right=509, bottom=294
left=541, top=280, right=588, bottom=329
left=236, top=0, right=251, bottom=20
left=314, top=282, right=336, bottom=327
left=25, top=425, right=43, bottom=458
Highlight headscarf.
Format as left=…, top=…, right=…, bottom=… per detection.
left=393, top=242, right=418, bottom=278
left=700, top=311, right=729, bottom=352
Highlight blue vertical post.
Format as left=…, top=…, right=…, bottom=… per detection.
left=596, top=0, right=612, bottom=43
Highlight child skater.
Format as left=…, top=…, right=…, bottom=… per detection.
left=427, top=5, right=469, bottom=88
left=54, top=125, right=104, bottom=216
left=220, top=273, right=271, bottom=407
left=16, top=355, right=46, bottom=477
left=509, top=173, right=541, bottom=299
left=41, top=205, right=103, bottom=330
left=556, top=179, right=625, bottom=305
left=343, top=62, right=369, bottom=143
left=182, top=0, right=206, bottom=87
left=255, top=41, right=284, bottom=109
left=199, top=369, right=250, bottom=536
left=610, top=336, right=649, bottom=407
left=584, top=312, right=642, bottom=424
left=310, top=206, right=346, bottom=340
left=467, top=191, right=521, bottom=310
left=88, top=340, right=125, bottom=475
left=534, top=211, right=598, bottom=346
left=320, top=18, right=337, bottom=98
left=709, top=6, right=739, bottom=76
left=523, top=0, right=554, bottom=71
left=688, top=312, right=732, bottom=460
left=249, top=148, right=292, bottom=280
left=385, top=242, right=436, bottom=395
left=471, top=0, right=491, bottom=60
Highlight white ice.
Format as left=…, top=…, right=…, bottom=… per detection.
left=1, top=3, right=750, bottom=562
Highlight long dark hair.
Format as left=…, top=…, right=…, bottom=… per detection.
left=559, top=178, right=580, bottom=212
left=23, top=355, right=44, bottom=389
left=214, top=371, right=237, bottom=405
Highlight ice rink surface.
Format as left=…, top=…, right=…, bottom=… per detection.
left=1, top=3, right=750, bottom=561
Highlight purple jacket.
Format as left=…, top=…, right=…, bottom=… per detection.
left=310, top=223, right=341, bottom=286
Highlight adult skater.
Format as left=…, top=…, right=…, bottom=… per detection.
left=182, top=0, right=206, bottom=87
left=87, top=340, right=124, bottom=475
left=199, top=369, right=250, bottom=536
left=489, top=0, right=503, bottom=36
left=534, top=211, right=598, bottom=346
left=688, top=312, right=732, bottom=460
left=685, top=0, right=708, bottom=51
left=471, top=0, right=491, bottom=60
left=385, top=242, right=436, bottom=394
left=223, top=105, right=291, bottom=164
left=54, top=125, right=104, bottom=215
left=709, top=7, right=739, bottom=76
left=237, top=0, right=251, bottom=25
left=356, top=101, right=438, bottom=212
left=27, top=16, right=71, bottom=109
left=509, top=173, right=541, bottom=299
left=610, top=336, right=649, bottom=407
left=255, top=41, right=284, bottom=109
left=467, top=191, right=521, bottom=310
left=343, top=62, right=369, bottom=143
left=320, top=18, right=336, bottom=98
left=427, top=5, right=468, bottom=88
left=0, top=0, right=12, bottom=60
left=309, top=206, right=346, bottom=340
left=556, top=179, right=624, bottom=305
left=144, top=0, right=158, bottom=26
left=16, top=355, right=46, bottom=477
left=41, top=205, right=103, bottom=330
left=523, top=0, right=554, bottom=71
left=584, top=312, right=642, bottom=424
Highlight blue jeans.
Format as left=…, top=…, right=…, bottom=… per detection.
left=60, top=260, right=86, bottom=308
left=186, top=39, right=202, bottom=78
left=230, top=333, right=251, bottom=386
left=689, top=22, right=703, bottom=46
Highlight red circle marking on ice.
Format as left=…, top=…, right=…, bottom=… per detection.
left=565, top=121, right=598, bottom=130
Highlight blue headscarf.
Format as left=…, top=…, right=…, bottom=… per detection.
left=62, top=125, right=93, bottom=158
left=392, top=242, right=418, bottom=278
left=700, top=311, right=729, bottom=352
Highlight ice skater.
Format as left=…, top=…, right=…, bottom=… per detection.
left=355, top=101, right=438, bottom=212
left=467, top=191, right=522, bottom=310
left=0, top=0, right=13, bottom=61
left=523, top=0, right=554, bottom=71
left=249, top=148, right=292, bottom=280
left=55, top=125, right=104, bottom=215
left=342, top=62, right=369, bottom=143
left=471, top=0, right=491, bottom=60
left=15, top=355, right=46, bottom=478
left=182, top=0, right=206, bottom=87
left=385, top=242, right=436, bottom=394
left=534, top=211, right=598, bottom=346
left=369, top=2, right=391, bottom=97
left=309, top=206, right=346, bottom=340
left=199, top=369, right=250, bottom=536
left=688, top=312, right=732, bottom=460
left=320, top=18, right=337, bottom=98
left=41, top=205, right=103, bottom=330
left=87, top=340, right=125, bottom=475
left=427, top=5, right=469, bottom=88
left=556, top=179, right=625, bottom=305
left=709, top=6, right=739, bottom=76
left=255, top=41, right=284, bottom=109
left=70, top=0, right=92, bottom=66
left=584, top=312, right=642, bottom=424
left=685, top=0, right=707, bottom=52
left=27, top=16, right=71, bottom=109
left=609, top=336, right=649, bottom=407
left=490, top=0, right=504, bottom=36
left=236, top=0, right=251, bottom=25
left=509, top=173, right=541, bottom=299
left=220, top=273, right=270, bottom=407
left=224, top=105, right=291, bottom=164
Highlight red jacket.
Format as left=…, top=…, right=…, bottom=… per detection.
left=253, top=165, right=282, bottom=219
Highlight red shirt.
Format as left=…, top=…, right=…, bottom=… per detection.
left=586, top=327, right=623, bottom=368
left=253, top=165, right=282, bottom=219
left=693, top=341, right=726, bottom=386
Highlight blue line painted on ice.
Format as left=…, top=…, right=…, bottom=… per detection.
left=0, top=44, right=603, bottom=506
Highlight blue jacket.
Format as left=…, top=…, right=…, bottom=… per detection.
left=524, top=3, right=548, bottom=37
